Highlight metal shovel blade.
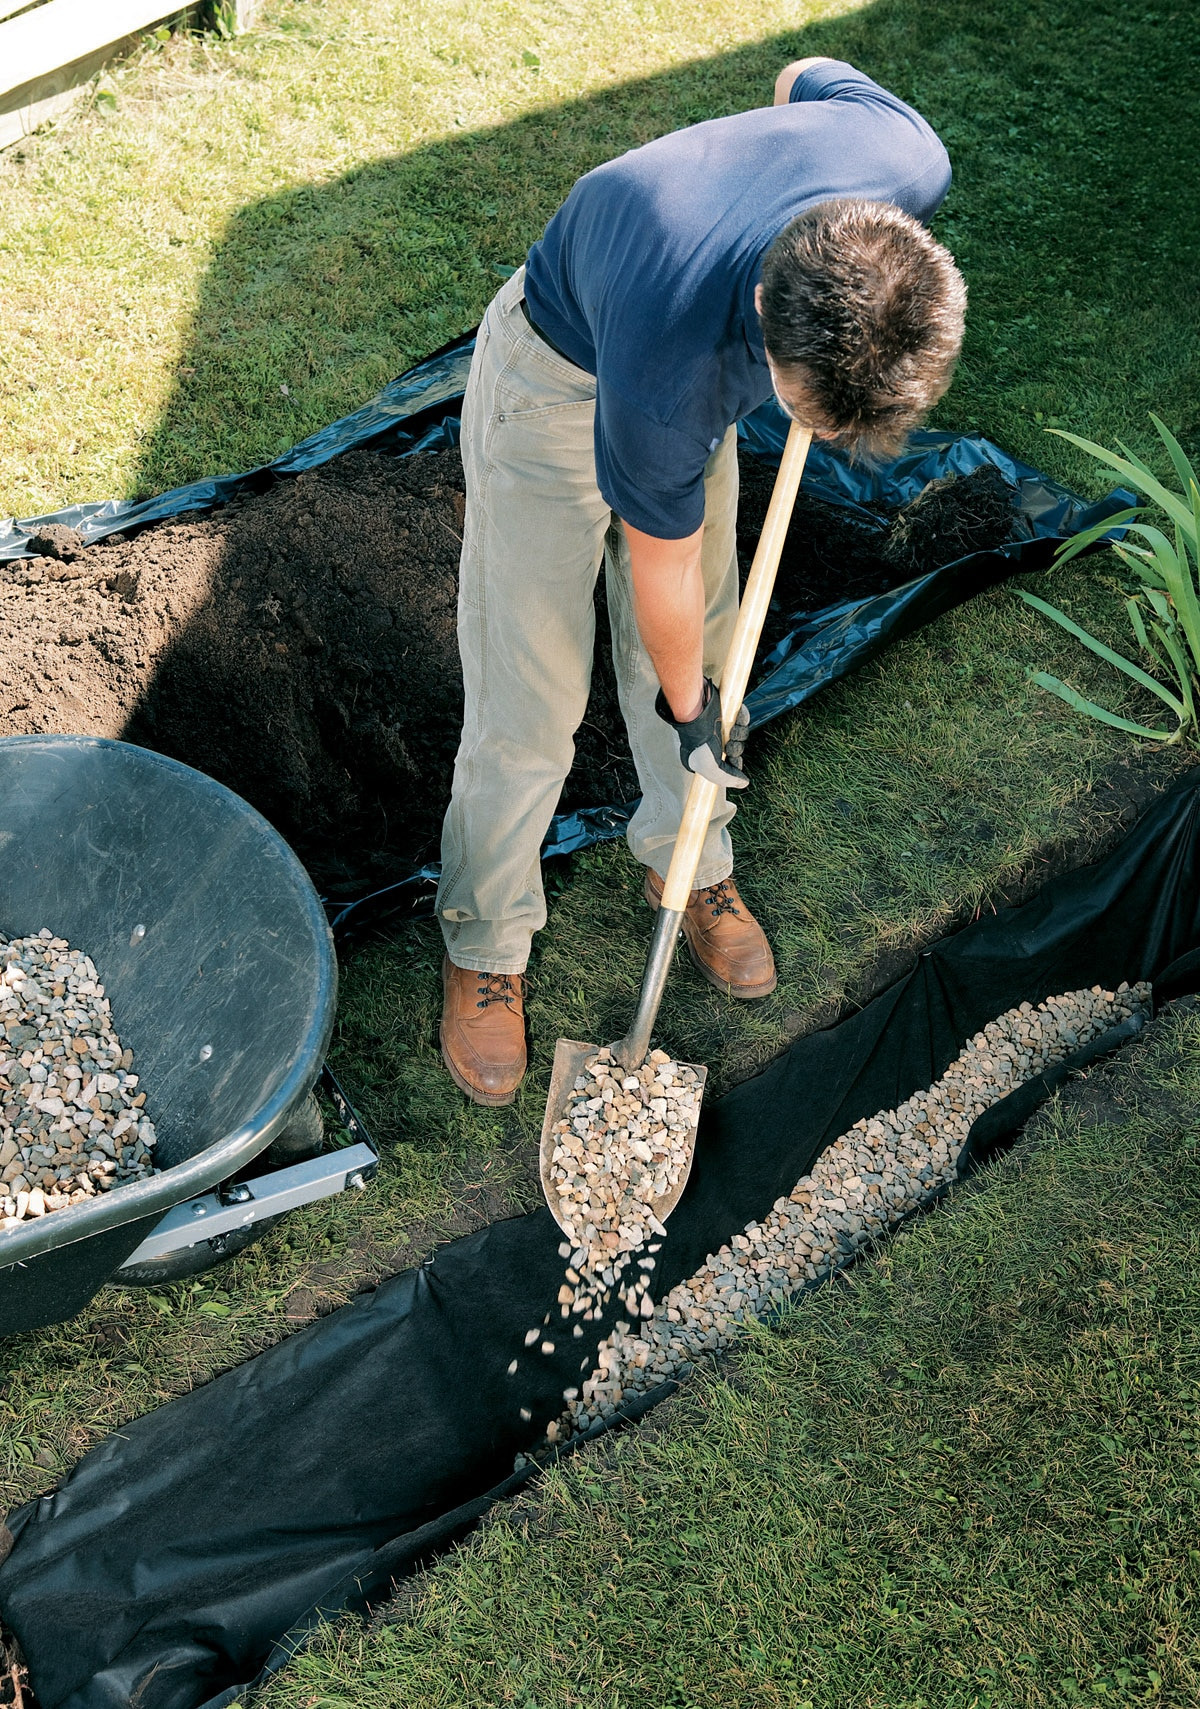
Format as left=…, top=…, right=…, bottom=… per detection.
left=539, top=1037, right=707, bottom=1239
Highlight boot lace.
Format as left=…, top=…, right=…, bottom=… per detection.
left=701, top=879, right=740, bottom=919
left=476, top=972, right=520, bottom=1010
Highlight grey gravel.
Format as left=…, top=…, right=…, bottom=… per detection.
left=511, top=1047, right=696, bottom=1413
left=0, top=930, right=159, bottom=1226
left=529, top=981, right=1150, bottom=1449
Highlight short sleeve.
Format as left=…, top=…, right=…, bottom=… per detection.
left=593, top=388, right=713, bottom=539
left=788, top=59, right=952, bottom=222
left=788, top=59, right=889, bottom=105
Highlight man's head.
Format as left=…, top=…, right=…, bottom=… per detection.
left=755, top=198, right=966, bottom=457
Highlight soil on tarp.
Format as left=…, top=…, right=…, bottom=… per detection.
left=0, top=448, right=1016, bottom=889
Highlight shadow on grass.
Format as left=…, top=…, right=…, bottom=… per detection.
left=108, top=0, right=1199, bottom=1129
left=116, top=0, right=1200, bottom=818
left=129, top=0, right=1199, bottom=505
left=113, top=0, right=1200, bottom=833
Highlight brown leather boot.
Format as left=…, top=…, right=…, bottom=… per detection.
left=644, top=869, right=777, bottom=999
left=440, top=956, right=527, bottom=1106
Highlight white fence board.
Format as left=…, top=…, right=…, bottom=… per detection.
left=0, top=0, right=190, bottom=101
left=0, top=1, right=257, bottom=149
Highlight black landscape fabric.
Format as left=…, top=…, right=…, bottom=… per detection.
left=0, top=334, right=1131, bottom=893
left=3, top=773, right=1200, bottom=1709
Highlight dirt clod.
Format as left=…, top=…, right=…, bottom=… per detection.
left=882, top=464, right=1017, bottom=580
left=24, top=523, right=83, bottom=561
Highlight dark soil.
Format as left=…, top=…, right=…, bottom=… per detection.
left=737, top=457, right=1018, bottom=652
left=0, top=446, right=1017, bottom=890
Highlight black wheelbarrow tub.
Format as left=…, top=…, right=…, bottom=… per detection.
left=0, top=736, right=337, bottom=1335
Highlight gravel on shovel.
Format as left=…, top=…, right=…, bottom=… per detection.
left=0, top=930, right=158, bottom=1227
left=509, top=1047, right=701, bottom=1442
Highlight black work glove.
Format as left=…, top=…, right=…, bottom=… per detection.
left=655, top=677, right=750, bottom=789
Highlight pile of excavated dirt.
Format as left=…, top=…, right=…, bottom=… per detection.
left=0, top=448, right=1016, bottom=889
left=735, top=456, right=1017, bottom=617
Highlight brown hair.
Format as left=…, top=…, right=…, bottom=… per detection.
left=758, top=198, right=967, bottom=458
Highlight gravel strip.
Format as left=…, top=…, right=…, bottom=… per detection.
left=517, top=982, right=1150, bottom=1454
left=0, top=930, right=158, bottom=1226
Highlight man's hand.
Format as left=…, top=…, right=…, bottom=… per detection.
left=656, top=679, right=749, bottom=789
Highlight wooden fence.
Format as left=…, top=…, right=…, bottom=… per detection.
left=0, top=0, right=258, bottom=150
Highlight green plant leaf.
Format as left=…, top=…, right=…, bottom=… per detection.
left=1111, top=542, right=1166, bottom=588
left=1126, top=597, right=1170, bottom=674
left=1114, top=438, right=1159, bottom=479
left=1027, top=672, right=1175, bottom=741
left=1167, top=519, right=1200, bottom=667
left=1018, top=590, right=1187, bottom=716
left=1123, top=520, right=1200, bottom=671
left=1150, top=413, right=1200, bottom=513
left=1151, top=623, right=1197, bottom=725
left=1053, top=507, right=1141, bottom=567
left=1142, top=586, right=1174, bottom=627
left=1047, top=430, right=1195, bottom=538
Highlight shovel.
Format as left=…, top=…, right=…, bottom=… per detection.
left=540, top=420, right=814, bottom=1234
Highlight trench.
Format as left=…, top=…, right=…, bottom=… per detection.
left=0, top=347, right=1193, bottom=1709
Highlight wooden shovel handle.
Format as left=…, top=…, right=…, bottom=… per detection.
left=658, top=421, right=813, bottom=912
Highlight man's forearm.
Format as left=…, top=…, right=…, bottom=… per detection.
left=623, top=521, right=706, bottom=722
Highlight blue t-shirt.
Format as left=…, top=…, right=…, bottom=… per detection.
left=523, top=61, right=952, bottom=538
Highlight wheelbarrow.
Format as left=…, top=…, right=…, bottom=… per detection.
left=0, top=736, right=366, bottom=1336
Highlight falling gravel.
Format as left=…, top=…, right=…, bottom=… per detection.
left=0, top=930, right=158, bottom=1226
left=516, top=981, right=1151, bottom=1453
left=514, top=1047, right=702, bottom=1442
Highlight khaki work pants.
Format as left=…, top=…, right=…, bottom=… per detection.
left=437, top=267, right=740, bottom=974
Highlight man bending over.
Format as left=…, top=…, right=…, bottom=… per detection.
left=437, top=57, right=967, bottom=1104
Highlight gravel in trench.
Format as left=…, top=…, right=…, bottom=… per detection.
left=515, top=981, right=1151, bottom=1454
left=0, top=931, right=158, bottom=1226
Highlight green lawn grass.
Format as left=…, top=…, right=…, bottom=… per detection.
left=263, top=1002, right=1200, bottom=1709
left=1, top=0, right=1199, bottom=1697
left=0, top=0, right=1196, bottom=515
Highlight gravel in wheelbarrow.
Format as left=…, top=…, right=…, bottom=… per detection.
left=0, top=735, right=336, bottom=1336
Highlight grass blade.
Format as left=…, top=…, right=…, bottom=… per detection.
left=1018, top=590, right=1187, bottom=716
left=1027, top=672, right=1176, bottom=741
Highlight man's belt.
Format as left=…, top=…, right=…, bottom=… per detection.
left=518, top=296, right=577, bottom=367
